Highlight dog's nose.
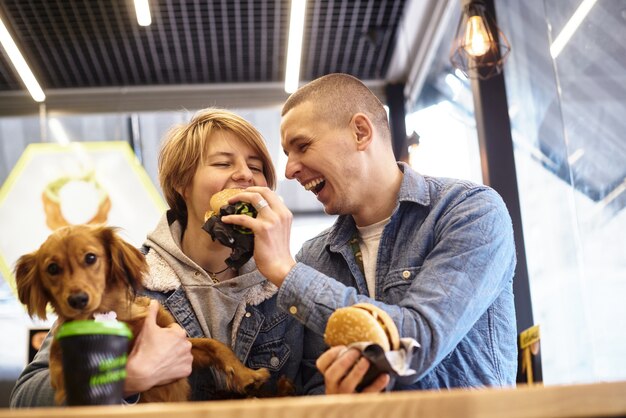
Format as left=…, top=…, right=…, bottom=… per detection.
left=67, top=292, right=89, bottom=309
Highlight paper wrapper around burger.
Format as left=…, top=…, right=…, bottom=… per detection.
left=350, top=338, right=419, bottom=391
left=202, top=202, right=257, bottom=269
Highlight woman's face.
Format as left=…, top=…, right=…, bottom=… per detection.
left=182, top=130, right=268, bottom=230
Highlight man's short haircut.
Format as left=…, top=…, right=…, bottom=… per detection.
left=158, top=108, right=276, bottom=226
left=281, top=73, right=390, bottom=141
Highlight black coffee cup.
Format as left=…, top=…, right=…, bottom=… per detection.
left=56, top=320, right=132, bottom=406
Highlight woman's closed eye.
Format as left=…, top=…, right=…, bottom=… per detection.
left=212, top=162, right=262, bottom=173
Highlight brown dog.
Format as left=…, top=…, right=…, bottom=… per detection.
left=14, top=224, right=270, bottom=404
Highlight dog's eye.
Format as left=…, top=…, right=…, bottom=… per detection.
left=85, top=253, right=97, bottom=265
left=47, top=263, right=60, bottom=275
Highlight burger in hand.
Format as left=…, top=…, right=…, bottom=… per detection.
left=324, top=303, right=401, bottom=390
left=324, top=303, right=400, bottom=351
left=202, top=188, right=257, bottom=269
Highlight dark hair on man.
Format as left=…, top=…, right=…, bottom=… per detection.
left=281, top=73, right=391, bottom=142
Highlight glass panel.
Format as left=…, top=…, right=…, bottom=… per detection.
left=405, top=5, right=483, bottom=184
left=405, top=99, right=482, bottom=183
left=497, top=0, right=626, bottom=384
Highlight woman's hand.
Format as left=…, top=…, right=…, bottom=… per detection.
left=124, top=300, right=193, bottom=396
left=316, top=346, right=390, bottom=394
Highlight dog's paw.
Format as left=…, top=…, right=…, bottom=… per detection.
left=54, top=390, right=66, bottom=406
left=229, top=366, right=270, bottom=392
left=276, top=375, right=297, bottom=396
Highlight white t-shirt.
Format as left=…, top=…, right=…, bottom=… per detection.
left=356, top=217, right=391, bottom=298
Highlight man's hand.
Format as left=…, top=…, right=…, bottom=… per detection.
left=221, top=186, right=296, bottom=287
left=124, top=300, right=193, bottom=396
left=316, top=346, right=390, bottom=394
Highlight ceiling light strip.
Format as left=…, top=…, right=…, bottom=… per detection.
left=48, top=118, right=71, bottom=145
left=134, top=0, right=152, bottom=27
left=0, top=17, right=45, bottom=102
left=284, top=0, right=307, bottom=93
left=550, top=0, right=597, bottom=58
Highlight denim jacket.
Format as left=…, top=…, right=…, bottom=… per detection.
left=141, top=280, right=325, bottom=399
left=278, top=163, right=518, bottom=389
left=139, top=213, right=325, bottom=399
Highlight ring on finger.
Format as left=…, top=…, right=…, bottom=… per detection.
left=254, top=198, right=269, bottom=211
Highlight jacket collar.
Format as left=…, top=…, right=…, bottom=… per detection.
left=326, top=162, right=430, bottom=251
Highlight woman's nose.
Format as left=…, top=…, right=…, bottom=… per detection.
left=231, top=163, right=254, bottom=181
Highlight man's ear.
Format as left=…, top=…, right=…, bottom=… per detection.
left=351, top=113, right=374, bottom=151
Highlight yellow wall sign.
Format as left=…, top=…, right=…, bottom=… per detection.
left=520, top=324, right=540, bottom=349
left=519, top=324, right=542, bottom=385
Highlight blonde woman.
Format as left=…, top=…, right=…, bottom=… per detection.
left=10, top=109, right=325, bottom=406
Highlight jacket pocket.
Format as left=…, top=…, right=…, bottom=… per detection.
left=381, top=266, right=421, bottom=302
left=260, top=310, right=289, bottom=333
left=247, top=339, right=291, bottom=371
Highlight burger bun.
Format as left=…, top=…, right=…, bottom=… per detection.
left=324, top=303, right=400, bottom=352
left=204, top=188, right=243, bottom=221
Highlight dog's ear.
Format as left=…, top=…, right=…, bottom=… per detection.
left=99, top=227, right=148, bottom=292
left=14, top=252, right=50, bottom=320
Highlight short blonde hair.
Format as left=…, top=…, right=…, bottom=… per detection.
left=158, top=108, right=276, bottom=225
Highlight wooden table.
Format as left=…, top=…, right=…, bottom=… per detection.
left=2, top=381, right=625, bottom=418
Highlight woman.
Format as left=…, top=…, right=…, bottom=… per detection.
left=137, top=108, right=325, bottom=399
left=10, top=109, right=325, bottom=406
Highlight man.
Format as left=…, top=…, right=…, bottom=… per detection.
left=225, top=73, right=518, bottom=394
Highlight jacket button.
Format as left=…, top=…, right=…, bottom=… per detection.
left=402, top=270, right=411, bottom=279
left=245, top=312, right=252, bottom=318
left=270, top=356, right=280, bottom=367
left=289, top=306, right=298, bottom=315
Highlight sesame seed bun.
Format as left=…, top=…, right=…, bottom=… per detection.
left=204, top=188, right=243, bottom=221
left=324, top=303, right=400, bottom=352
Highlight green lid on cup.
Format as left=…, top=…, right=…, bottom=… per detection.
left=56, top=320, right=132, bottom=340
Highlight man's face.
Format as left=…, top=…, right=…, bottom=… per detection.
left=281, top=101, right=360, bottom=215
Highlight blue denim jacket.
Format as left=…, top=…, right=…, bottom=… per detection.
left=278, top=163, right=518, bottom=389
left=141, top=278, right=326, bottom=399
left=137, top=213, right=326, bottom=399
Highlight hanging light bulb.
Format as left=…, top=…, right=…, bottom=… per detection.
left=450, top=0, right=510, bottom=80
left=464, top=15, right=490, bottom=57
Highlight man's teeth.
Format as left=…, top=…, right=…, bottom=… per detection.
left=304, top=178, right=324, bottom=191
